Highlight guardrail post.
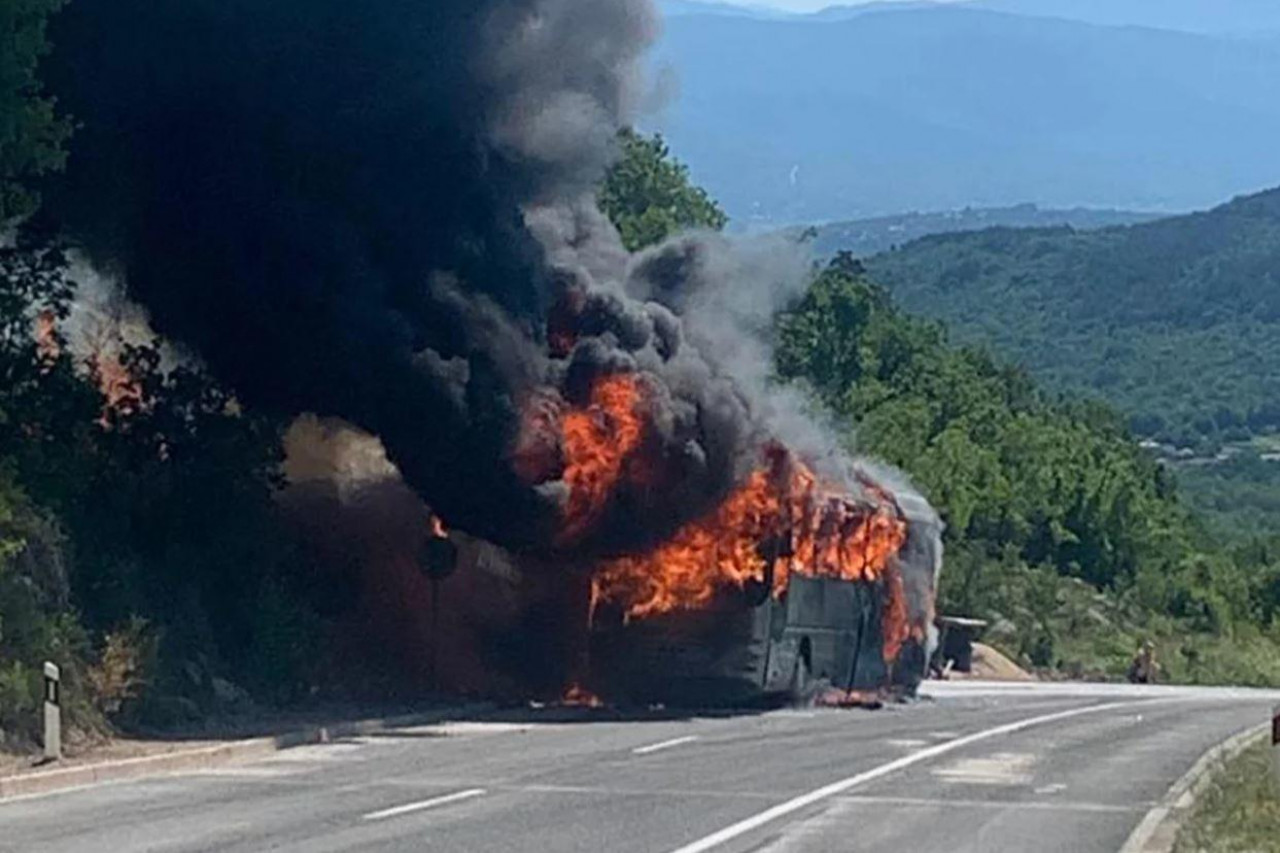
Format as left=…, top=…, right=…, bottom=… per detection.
left=43, top=661, right=61, bottom=762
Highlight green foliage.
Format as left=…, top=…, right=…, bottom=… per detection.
left=0, top=469, right=98, bottom=747
left=804, top=205, right=1159, bottom=259
left=1175, top=451, right=1280, bottom=542
left=599, top=128, right=727, bottom=252
left=593, top=133, right=1280, bottom=687
left=778, top=259, right=1184, bottom=591
left=863, top=187, right=1280, bottom=557
left=1175, top=738, right=1280, bottom=853
left=863, top=187, right=1280, bottom=450
left=776, top=258, right=1280, bottom=685
left=0, top=0, right=73, bottom=222
left=0, top=235, right=325, bottom=746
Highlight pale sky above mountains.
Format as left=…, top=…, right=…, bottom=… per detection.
left=743, top=0, right=964, bottom=11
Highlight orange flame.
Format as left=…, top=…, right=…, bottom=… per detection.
left=33, top=310, right=144, bottom=425
left=429, top=514, right=448, bottom=539
left=34, top=310, right=60, bottom=365
left=557, top=374, right=644, bottom=543
left=561, top=682, right=603, bottom=708
left=516, top=372, right=916, bottom=670
left=881, top=563, right=910, bottom=664
left=90, top=354, right=145, bottom=428
left=591, top=466, right=782, bottom=619
left=591, top=446, right=909, bottom=644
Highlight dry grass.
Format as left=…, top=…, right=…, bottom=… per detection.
left=1176, top=738, right=1280, bottom=853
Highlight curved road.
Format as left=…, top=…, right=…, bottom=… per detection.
left=2, top=681, right=1276, bottom=853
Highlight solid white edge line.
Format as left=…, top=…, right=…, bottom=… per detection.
left=633, top=735, right=700, bottom=755
left=362, top=788, right=487, bottom=821
left=666, top=701, right=1141, bottom=853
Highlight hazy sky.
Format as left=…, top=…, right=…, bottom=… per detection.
left=744, top=0, right=965, bottom=11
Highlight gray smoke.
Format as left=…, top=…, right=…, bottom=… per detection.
left=43, top=0, right=940, bottom=625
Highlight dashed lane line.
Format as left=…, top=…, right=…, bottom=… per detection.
left=633, top=736, right=699, bottom=756
left=361, top=788, right=487, bottom=822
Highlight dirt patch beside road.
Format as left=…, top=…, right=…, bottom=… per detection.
left=951, top=642, right=1036, bottom=681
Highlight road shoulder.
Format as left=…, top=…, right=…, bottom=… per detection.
left=0, top=702, right=493, bottom=802
left=1119, top=722, right=1269, bottom=853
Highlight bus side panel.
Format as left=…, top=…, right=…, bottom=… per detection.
left=783, top=577, right=863, bottom=687
left=848, top=580, right=889, bottom=690
left=589, top=603, right=773, bottom=706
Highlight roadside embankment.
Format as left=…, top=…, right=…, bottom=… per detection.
left=1173, top=733, right=1280, bottom=853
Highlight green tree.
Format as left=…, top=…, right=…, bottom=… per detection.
left=0, top=235, right=321, bottom=735
left=777, top=262, right=1188, bottom=592
left=599, top=128, right=727, bottom=252
left=596, top=139, right=1280, bottom=683
left=0, top=0, right=73, bottom=223
left=770, top=259, right=1280, bottom=679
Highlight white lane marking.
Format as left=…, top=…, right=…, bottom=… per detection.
left=923, top=680, right=1280, bottom=702
left=362, top=788, right=487, bottom=821
left=665, top=701, right=1139, bottom=853
left=886, top=739, right=928, bottom=749
left=432, top=722, right=539, bottom=736
left=633, top=735, right=699, bottom=755
left=1035, top=783, right=1068, bottom=795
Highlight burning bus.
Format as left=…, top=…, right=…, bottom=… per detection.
left=583, top=446, right=944, bottom=707
left=50, top=0, right=945, bottom=712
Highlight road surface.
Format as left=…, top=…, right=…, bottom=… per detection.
left=2, top=681, right=1276, bottom=853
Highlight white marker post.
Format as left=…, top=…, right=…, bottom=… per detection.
left=43, top=661, right=61, bottom=762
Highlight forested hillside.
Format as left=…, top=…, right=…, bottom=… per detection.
left=773, top=259, right=1280, bottom=682
left=3, top=0, right=1280, bottom=759
left=864, top=187, right=1280, bottom=450
left=611, top=137, right=1280, bottom=686
left=798, top=204, right=1158, bottom=259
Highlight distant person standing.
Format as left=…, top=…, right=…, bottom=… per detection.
left=1128, top=641, right=1159, bottom=684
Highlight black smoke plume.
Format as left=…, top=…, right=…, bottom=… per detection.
left=42, top=0, right=762, bottom=555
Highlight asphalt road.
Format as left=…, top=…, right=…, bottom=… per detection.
left=2, top=681, right=1277, bottom=853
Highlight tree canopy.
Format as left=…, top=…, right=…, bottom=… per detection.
left=2, top=85, right=1280, bottom=755
left=599, top=128, right=727, bottom=252
left=775, top=258, right=1280, bottom=681
left=600, top=133, right=1280, bottom=682
left=863, top=187, right=1280, bottom=452
left=0, top=0, right=72, bottom=223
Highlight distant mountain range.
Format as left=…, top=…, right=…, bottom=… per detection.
left=648, top=3, right=1280, bottom=224
left=861, top=185, right=1280, bottom=446
left=660, top=1, right=946, bottom=22
left=661, top=1, right=1280, bottom=36
left=792, top=203, right=1160, bottom=257
left=969, top=1, right=1280, bottom=37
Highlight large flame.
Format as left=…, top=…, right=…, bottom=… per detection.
left=517, top=371, right=916, bottom=674
left=591, top=444, right=909, bottom=644
left=556, top=373, right=644, bottom=543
